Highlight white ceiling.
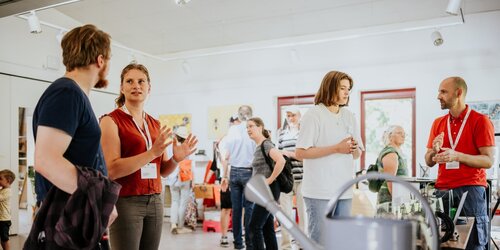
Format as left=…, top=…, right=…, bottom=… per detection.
left=41, top=0, right=500, bottom=56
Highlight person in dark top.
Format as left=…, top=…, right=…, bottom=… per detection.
left=30, top=24, right=117, bottom=247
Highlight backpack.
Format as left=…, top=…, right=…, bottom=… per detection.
left=367, top=147, right=401, bottom=193
left=367, top=162, right=383, bottom=193
left=260, top=140, right=294, bottom=194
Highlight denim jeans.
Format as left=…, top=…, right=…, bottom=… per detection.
left=230, top=167, right=254, bottom=248
left=437, top=186, right=488, bottom=250
left=170, top=181, right=191, bottom=228
left=303, top=197, right=352, bottom=245
left=247, top=181, right=280, bottom=250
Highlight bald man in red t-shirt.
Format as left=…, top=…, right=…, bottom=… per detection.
left=425, top=76, right=495, bottom=250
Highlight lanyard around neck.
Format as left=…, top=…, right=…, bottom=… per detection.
left=121, top=105, right=152, bottom=150
left=447, top=107, right=471, bottom=150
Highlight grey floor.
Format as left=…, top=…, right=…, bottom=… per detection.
left=10, top=209, right=287, bottom=250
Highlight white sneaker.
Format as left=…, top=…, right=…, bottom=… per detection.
left=171, top=223, right=178, bottom=234
left=220, top=236, right=229, bottom=248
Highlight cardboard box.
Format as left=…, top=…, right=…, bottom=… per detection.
left=193, top=184, right=214, bottom=199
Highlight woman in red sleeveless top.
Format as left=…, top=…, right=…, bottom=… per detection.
left=100, top=63, right=198, bottom=250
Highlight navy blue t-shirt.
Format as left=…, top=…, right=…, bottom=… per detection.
left=32, top=77, right=107, bottom=202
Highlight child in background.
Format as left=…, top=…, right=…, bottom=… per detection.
left=0, top=170, right=15, bottom=250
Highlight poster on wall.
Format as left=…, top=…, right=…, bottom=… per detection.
left=469, top=100, right=500, bottom=134
left=207, top=104, right=242, bottom=140
left=158, top=113, right=192, bottom=135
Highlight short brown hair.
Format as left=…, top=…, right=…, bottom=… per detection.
left=0, top=169, right=15, bottom=184
left=62, top=24, right=111, bottom=71
left=115, top=63, right=151, bottom=107
left=314, top=71, right=353, bottom=106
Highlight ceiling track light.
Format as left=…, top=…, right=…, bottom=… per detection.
left=27, top=11, right=42, bottom=34
left=446, top=0, right=462, bottom=15
left=431, top=30, right=443, bottom=46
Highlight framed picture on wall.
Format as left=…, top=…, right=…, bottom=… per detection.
left=277, top=95, right=315, bottom=130
left=207, top=104, right=242, bottom=140
left=469, top=100, right=500, bottom=135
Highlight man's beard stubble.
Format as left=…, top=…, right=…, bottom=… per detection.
left=94, top=63, right=108, bottom=89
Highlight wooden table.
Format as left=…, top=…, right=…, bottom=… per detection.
left=441, top=217, right=475, bottom=250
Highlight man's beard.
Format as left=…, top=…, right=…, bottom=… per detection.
left=440, top=99, right=452, bottom=110
left=440, top=101, right=448, bottom=110
left=94, top=63, right=109, bottom=89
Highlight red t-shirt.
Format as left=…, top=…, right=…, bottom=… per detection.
left=107, top=108, right=163, bottom=196
left=426, top=105, right=495, bottom=189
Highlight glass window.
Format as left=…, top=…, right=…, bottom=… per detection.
left=361, top=89, right=416, bottom=176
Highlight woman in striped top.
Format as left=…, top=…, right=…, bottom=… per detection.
left=278, top=106, right=306, bottom=250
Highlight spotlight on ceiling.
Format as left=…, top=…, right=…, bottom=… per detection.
left=175, top=0, right=191, bottom=6
left=27, top=11, right=42, bottom=34
left=446, top=0, right=462, bottom=15
left=431, top=31, right=444, bottom=46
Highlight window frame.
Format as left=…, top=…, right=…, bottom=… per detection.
left=277, top=94, right=315, bottom=129
left=360, top=88, right=416, bottom=176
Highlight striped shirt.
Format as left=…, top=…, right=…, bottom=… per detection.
left=278, top=126, right=303, bottom=182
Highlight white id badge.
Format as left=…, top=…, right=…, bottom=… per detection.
left=445, top=161, right=460, bottom=170
left=141, top=163, right=157, bottom=179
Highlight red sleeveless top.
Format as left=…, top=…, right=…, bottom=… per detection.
left=107, top=108, right=163, bottom=196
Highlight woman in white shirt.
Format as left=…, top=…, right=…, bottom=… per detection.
left=295, top=70, right=363, bottom=244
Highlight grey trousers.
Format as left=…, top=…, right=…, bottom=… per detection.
left=109, top=194, right=163, bottom=250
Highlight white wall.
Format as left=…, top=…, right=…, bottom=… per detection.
left=146, top=11, right=500, bottom=178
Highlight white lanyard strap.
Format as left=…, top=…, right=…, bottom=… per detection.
left=447, top=107, right=471, bottom=150
left=122, top=106, right=152, bottom=150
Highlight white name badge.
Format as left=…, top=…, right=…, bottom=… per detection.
left=141, top=163, right=157, bottom=179
left=446, top=161, right=460, bottom=170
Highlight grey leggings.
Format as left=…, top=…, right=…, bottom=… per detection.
left=109, top=194, right=163, bottom=250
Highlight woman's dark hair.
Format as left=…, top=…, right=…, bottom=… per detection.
left=314, top=70, right=353, bottom=107
left=248, top=117, right=270, bottom=139
left=115, top=63, right=151, bottom=107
